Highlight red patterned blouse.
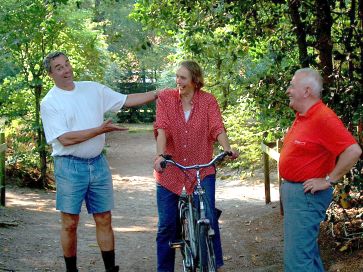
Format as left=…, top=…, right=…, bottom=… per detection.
left=153, top=88, right=225, bottom=195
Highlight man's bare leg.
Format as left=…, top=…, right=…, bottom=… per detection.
left=61, top=212, right=79, bottom=272
left=94, top=211, right=118, bottom=271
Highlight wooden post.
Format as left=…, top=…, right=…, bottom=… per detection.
left=276, top=139, right=283, bottom=215
left=0, top=132, right=5, bottom=206
left=261, top=140, right=281, bottom=206
left=263, top=142, right=271, bottom=204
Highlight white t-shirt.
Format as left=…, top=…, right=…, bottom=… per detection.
left=40, top=81, right=127, bottom=158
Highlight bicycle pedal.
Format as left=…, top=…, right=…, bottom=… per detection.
left=169, top=240, right=184, bottom=248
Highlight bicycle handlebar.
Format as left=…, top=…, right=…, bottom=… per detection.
left=160, top=151, right=232, bottom=170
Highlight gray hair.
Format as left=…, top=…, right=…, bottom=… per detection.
left=43, top=51, right=68, bottom=73
left=295, top=68, right=323, bottom=97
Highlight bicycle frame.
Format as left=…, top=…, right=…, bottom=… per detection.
left=161, top=151, right=231, bottom=271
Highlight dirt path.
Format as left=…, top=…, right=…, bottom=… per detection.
left=0, top=129, right=286, bottom=272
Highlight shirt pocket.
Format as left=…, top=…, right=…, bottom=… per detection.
left=292, top=139, right=320, bottom=156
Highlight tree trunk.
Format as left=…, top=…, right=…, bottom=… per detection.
left=288, top=0, right=309, bottom=67
left=94, top=0, right=103, bottom=22
left=222, top=84, right=230, bottom=111
left=314, top=0, right=333, bottom=84
left=35, top=84, right=47, bottom=188
left=345, top=0, right=356, bottom=80
left=359, top=0, right=363, bottom=141
left=215, top=57, right=229, bottom=110
left=359, top=0, right=363, bottom=86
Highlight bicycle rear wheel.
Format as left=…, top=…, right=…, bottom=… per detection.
left=198, top=224, right=216, bottom=272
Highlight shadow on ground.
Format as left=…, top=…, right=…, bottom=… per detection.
left=1, top=129, right=283, bottom=271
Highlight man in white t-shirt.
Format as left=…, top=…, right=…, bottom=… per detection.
left=40, top=51, right=158, bottom=272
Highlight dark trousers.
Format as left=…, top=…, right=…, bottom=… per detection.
left=156, top=175, right=223, bottom=272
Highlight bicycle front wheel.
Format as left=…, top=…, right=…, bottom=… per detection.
left=181, top=206, right=196, bottom=272
left=198, top=224, right=217, bottom=272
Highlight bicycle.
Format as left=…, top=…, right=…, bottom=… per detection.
left=160, top=151, right=232, bottom=272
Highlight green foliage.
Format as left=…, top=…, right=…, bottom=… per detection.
left=0, top=0, right=69, bottom=183
left=5, top=120, right=39, bottom=168
left=1, top=0, right=361, bottom=188
left=223, top=96, right=263, bottom=170
left=97, top=0, right=174, bottom=84
left=132, top=0, right=362, bottom=158
left=0, top=0, right=111, bottom=186
left=0, top=76, right=29, bottom=119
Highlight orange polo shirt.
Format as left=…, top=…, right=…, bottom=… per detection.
left=279, top=101, right=357, bottom=182
left=154, top=89, right=225, bottom=195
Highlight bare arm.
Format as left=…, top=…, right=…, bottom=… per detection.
left=58, top=120, right=128, bottom=146
left=305, top=143, right=362, bottom=193
left=327, top=143, right=362, bottom=182
left=154, top=128, right=167, bottom=172
left=217, top=131, right=239, bottom=159
left=124, top=91, right=158, bottom=107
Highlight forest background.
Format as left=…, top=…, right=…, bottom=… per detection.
left=0, top=0, right=362, bottom=254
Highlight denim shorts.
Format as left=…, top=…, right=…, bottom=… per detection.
left=53, top=154, right=114, bottom=214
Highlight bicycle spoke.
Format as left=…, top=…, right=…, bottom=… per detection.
left=198, top=224, right=216, bottom=272
left=180, top=206, right=196, bottom=271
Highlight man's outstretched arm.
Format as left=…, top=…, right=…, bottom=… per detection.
left=124, top=91, right=158, bottom=107
left=58, top=120, right=128, bottom=146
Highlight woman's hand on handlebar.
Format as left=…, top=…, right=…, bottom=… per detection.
left=154, top=155, right=165, bottom=173
left=225, top=149, right=239, bottom=160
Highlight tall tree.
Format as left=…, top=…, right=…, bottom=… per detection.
left=0, top=0, right=67, bottom=186
left=315, top=0, right=333, bottom=83
left=288, top=0, right=309, bottom=67
left=0, top=0, right=107, bottom=186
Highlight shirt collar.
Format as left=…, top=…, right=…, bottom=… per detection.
left=296, top=100, right=323, bottom=119
left=177, top=88, right=201, bottom=105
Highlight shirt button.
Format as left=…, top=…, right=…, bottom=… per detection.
left=183, top=158, right=187, bottom=161
left=183, top=145, right=187, bottom=148
left=185, top=130, right=188, bottom=133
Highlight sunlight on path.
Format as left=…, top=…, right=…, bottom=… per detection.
left=216, top=179, right=280, bottom=202
left=4, top=189, right=56, bottom=212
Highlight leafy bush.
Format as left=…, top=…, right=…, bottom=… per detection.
left=223, top=95, right=266, bottom=170
left=4, top=119, right=53, bottom=188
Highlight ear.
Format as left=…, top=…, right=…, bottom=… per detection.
left=303, top=86, right=312, bottom=98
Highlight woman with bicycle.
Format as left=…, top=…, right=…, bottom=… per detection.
left=153, top=60, right=238, bottom=272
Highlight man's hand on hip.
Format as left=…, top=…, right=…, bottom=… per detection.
left=303, top=178, right=331, bottom=194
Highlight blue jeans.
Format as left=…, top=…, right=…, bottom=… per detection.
left=281, top=180, right=333, bottom=272
left=54, top=154, right=114, bottom=214
left=156, top=174, right=223, bottom=272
